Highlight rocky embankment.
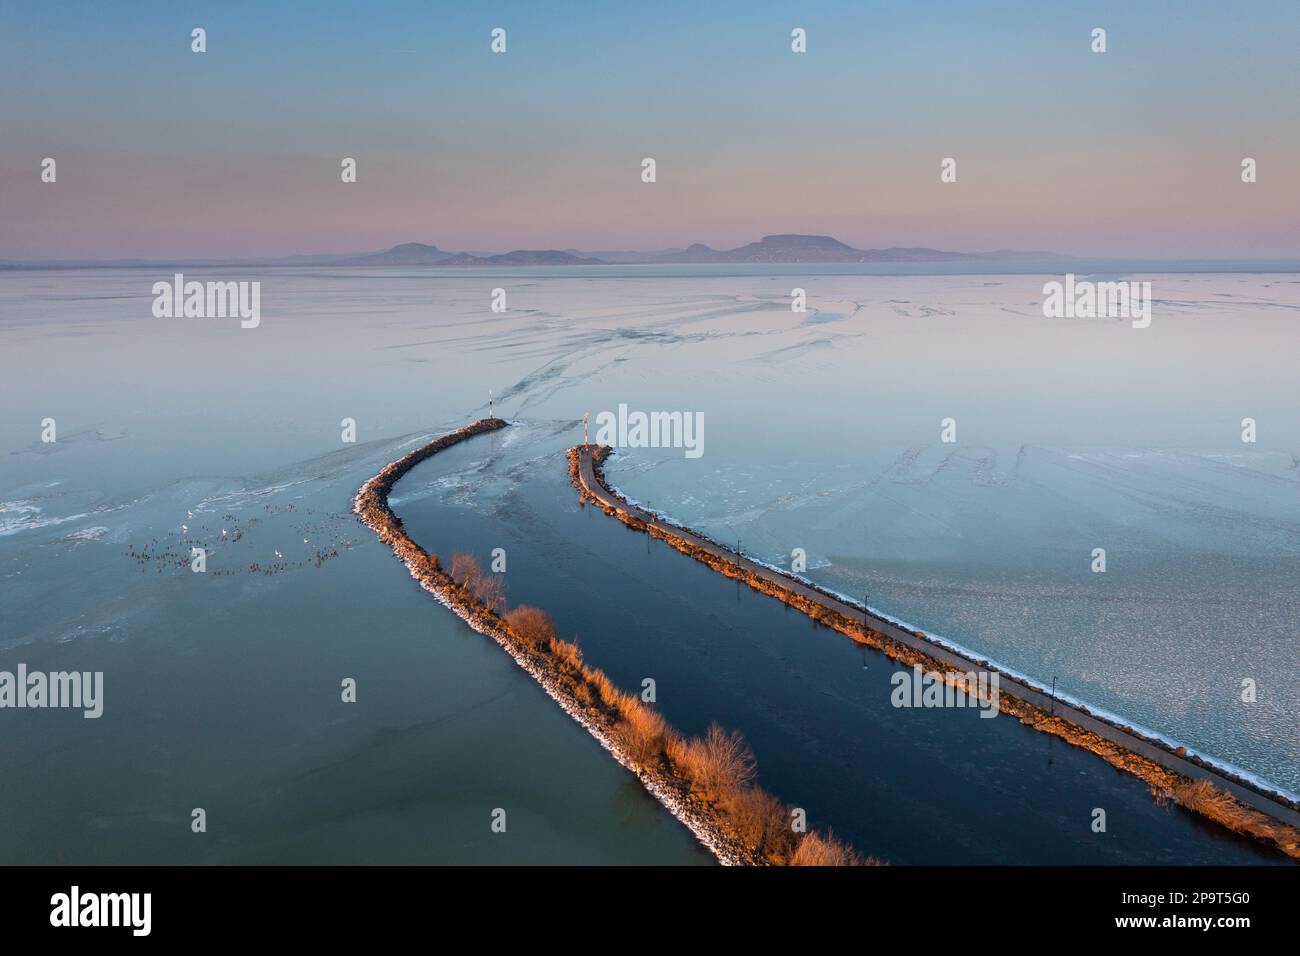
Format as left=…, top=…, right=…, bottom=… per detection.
left=356, top=420, right=871, bottom=865
left=572, top=444, right=1300, bottom=862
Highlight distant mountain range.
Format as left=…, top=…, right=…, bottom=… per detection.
left=335, top=243, right=594, bottom=266
left=337, top=243, right=611, bottom=266
left=648, top=234, right=1060, bottom=264
left=439, top=250, right=605, bottom=267
left=332, top=234, right=1064, bottom=267
left=338, top=242, right=452, bottom=266
left=0, top=235, right=1068, bottom=269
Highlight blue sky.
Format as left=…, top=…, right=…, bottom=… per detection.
left=2, top=0, right=1297, bottom=258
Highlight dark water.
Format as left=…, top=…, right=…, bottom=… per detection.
left=0, top=431, right=709, bottom=866
left=393, top=423, right=1289, bottom=865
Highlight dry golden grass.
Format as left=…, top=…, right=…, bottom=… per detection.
left=1170, top=780, right=1300, bottom=859
left=790, top=830, right=868, bottom=866
left=673, top=723, right=757, bottom=800
left=613, top=702, right=669, bottom=767
left=568, top=445, right=1300, bottom=862
left=588, top=670, right=620, bottom=708
left=725, top=786, right=796, bottom=861
left=366, top=438, right=886, bottom=866
left=1171, top=779, right=1236, bottom=816
left=611, top=690, right=645, bottom=722
left=548, top=636, right=584, bottom=674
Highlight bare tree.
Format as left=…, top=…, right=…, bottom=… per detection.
left=676, top=722, right=758, bottom=800
left=474, top=573, right=506, bottom=613
left=448, top=552, right=482, bottom=592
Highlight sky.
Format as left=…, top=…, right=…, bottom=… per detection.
left=1, top=0, right=1298, bottom=260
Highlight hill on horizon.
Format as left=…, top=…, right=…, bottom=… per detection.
left=335, top=234, right=1065, bottom=267
left=0, top=235, right=1072, bottom=269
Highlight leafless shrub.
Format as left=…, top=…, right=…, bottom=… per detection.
left=673, top=723, right=757, bottom=802
left=473, top=573, right=506, bottom=613
left=503, top=606, right=556, bottom=649
left=726, top=787, right=796, bottom=861
left=448, top=552, right=482, bottom=593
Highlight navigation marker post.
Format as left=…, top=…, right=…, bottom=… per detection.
left=583, top=411, right=589, bottom=450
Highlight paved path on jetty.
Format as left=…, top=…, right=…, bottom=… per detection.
left=574, top=445, right=1300, bottom=831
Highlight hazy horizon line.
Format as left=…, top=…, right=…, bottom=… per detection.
left=10, top=234, right=1300, bottom=267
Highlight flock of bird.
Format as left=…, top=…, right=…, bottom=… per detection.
left=122, top=500, right=354, bottom=577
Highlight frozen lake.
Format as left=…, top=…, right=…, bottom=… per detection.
left=2, top=266, right=1297, bottom=862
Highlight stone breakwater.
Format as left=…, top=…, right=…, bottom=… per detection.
left=571, top=444, right=1300, bottom=862
left=356, top=419, right=866, bottom=865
